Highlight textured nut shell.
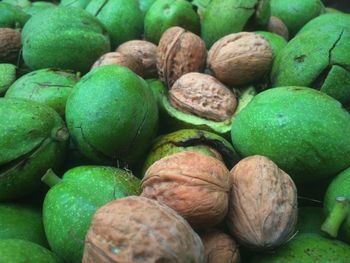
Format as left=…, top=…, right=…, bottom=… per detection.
left=0, top=28, right=21, bottom=63
left=207, top=32, right=272, bottom=86
left=141, top=151, right=230, bottom=229
left=168, top=72, right=237, bottom=122
left=157, top=27, right=207, bottom=88
left=227, top=155, right=298, bottom=249
left=92, top=52, right=143, bottom=76
left=267, top=16, right=289, bottom=40
left=117, top=40, right=158, bottom=78
left=83, top=196, right=205, bottom=263
left=201, top=229, right=240, bottom=263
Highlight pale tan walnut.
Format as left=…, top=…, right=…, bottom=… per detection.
left=91, top=51, right=143, bottom=76
left=207, top=32, right=272, bottom=86
left=141, top=151, right=230, bottom=229
left=267, top=16, right=289, bottom=40
left=227, top=155, right=298, bottom=250
left=117, top=40, right=158, bottom=78
left=168, top=72, right=237, bottom=122
left=200, top=229, right=240, bottom=263
left=0, top=28, right=21, bottom=63
left=83, top=196, right=205, bottom=263
left=157, top=26, right=207, bottom=88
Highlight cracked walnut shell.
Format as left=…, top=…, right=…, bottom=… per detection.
left=0, top=28, right=21, bottom=63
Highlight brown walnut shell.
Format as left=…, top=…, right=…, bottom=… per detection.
left=141, top=151, right=230, bottom=229
left=157, top=26, right=207, bottom=88
left=83, top=196, right=205, bottom=263
left=116, top=40, right=158, bottom=78
left=0, top=28, right=21, bottom=63
left=267, top=16, right=289, bottom=40
left=207, top=32, right=272, bottom=86
left=168, top=72, right=237, bottom=122
left=227, top=155, right=298, bottom=250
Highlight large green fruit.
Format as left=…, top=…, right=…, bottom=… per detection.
left=66, top=65, right=158, bottom=166
left=231, top=87, right=350, bottom=184
left=22, top=7, right=111, bottom=73
left=0, top=2, right=30, bottom=28
left=0, top=63, right=16, bottom=96
left=42, top=166, right=140, bottom=263
left=23, top=1, right=56, bottom=16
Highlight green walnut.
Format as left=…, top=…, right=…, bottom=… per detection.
left=2, top=0, right=31, bottom=9
left=0, top=64, right=16, bottom=96
left=42, top=166, right=141, bottom=263
left=231, top=87, right=350, bottom=184
left=0, top=2, right=30, bottom=28
left=0, top=98, right=68, bottom=201
left=22, top=7, right=111, bottom=73
left=66, top=65, right=158, bottom=166
left=139, top=0, right=157, bottom=17
left=255, top=31, right=288, bottom=58
left=23, top=1, right=56, bottom=16
left=60, top=0, right=90, bottom=8
left=86, top=0, right=143, bottom=49
left=5, top=68, right=79, bottom=118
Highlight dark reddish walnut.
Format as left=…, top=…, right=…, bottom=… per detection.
left=141, top=151, right=230, bottom=229
left=0, top=28, right=21, bottom=63
left=267, top=16, right=289, bottom=40
left=83, top=196, right=205, bottom=263
left=157, top=26, right=207, bottom=88
left=227, top=155, right=298, bottom=250
left=91, top=51, right=143, bottom=76
left=200, top=229, right=240, bottom=263
left=168, top=72, right=237, bottom=122
left=207, top=32, right=272, bottom=86
left=116, top=40, right=158, bottom=78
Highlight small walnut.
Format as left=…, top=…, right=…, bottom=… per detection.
left=207, top=32, right=272, bottom=86
left=91, top=52, right=143, bottom=76
left=0, top=28, right=21, bottom=63
left=200, top=229, right=240, bottom=263
left=227, top=155, right=298, bottom=250
left=267, top=16, right=289, bottom=40
left=168, top=72, right=237, bottom=122
left=141, top=151, right=230, bottom=229
left=83, top=196, right=205, bottom=263
left=116, top=40, right=158, bottom=78
left=157, top=26, right=207, bottom=88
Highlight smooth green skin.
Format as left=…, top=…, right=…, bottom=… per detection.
left=0, top=64, right=16, bottom=96
left=0, top=2, right=30, bottom=28
left=139, top=0, right=157, bottom=16
left=66, top=65, right=158, bottom=166
left=0, top=98, right=68, bottom=200
left=86, top=0, right=143, bottom=49
left=5, top=68, right=79, bottom=118
left=22, top=7, right=111, bottom=73
left=43, top=166, right=141, bottom=263
left=23, top=2, right=56, bottom=16
left=201, top=0, right=270, bottom=48
left=0, top=203, right=48, bottom=247
left=270, top=0, right=325, bottom=36
left=297, top=207, right=325, bottom=235
left=251, top=234, right=350, bottom=262
left=0, top=239, right=63, bottom=263
left=144, top=0, right=200, bottom=44
left=2, top=0, right=31, bottom=9
left=271, top=28, right=350, bottom=105
left=255, top=31, right=287, bottom=58
left=324, top=167, right=350, bottom=243
left=60, top=0, right=91, bottom=8
left=231, top=87, right=350, bottom=184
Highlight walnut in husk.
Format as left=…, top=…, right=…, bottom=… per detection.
left=0, top=28, right=21, bottom=63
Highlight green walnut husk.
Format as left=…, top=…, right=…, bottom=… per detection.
left=0, top=64, right=16, bottom=96
left=22, top=7, right=111, bottom=73
left=201, top=0, right=271, bottom=48
left=0, top=98, right=68, bottom=201
left=86, top=0, right=143, bottom=49
left=23, top=1, right=56, bottom=16
left=2, top=0, right=31, bottom=9
left=271, top=27, right=350, bottom=106
left=66, top=65, right=158, bottom=166
left=231, top=87, right=350, bottom=184
left=138, top=0, right=156, bottom=17
left=60, top=0, right=91, bottom=8
left=5, top=68, right=79, bottom=118
left=0, top=2, right=30, bottom=28
left=42, top=166, right=141, bottom=263
left=255, top=31, right=287, bottom=58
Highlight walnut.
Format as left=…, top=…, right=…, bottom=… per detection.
left=83, top=196, right=204, bottom=263
left=157, top=26, right=207, bottom=88
left=207, top=32, right=272, bottom=86
left=0, top=28, right=21, bottom=63
left=267, top=16, right=289, bottom=40
left=227, top=155, right=298, bottom=250
left=141, top=151, right=230, bottom=229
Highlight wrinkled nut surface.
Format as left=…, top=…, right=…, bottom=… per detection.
left=117, top=40, right=158, bottom=78
left=200, top=229, right=240, bottom=263
left=141, top=151, right=230, bottom=229
left=267, top=16, right=289, bottom=40
left=207, top=32, right=273, bottom=86
left=168, top=72, right=237, bottom=122
left=91, top=51, right=143, bottom=76
left=0, top=28, right=21, bottom=63
left=227, top=155, right=298, bottom=250
left=83, top=196, right=205, bottom=263
left=157, top=26, right=207, bottom=88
